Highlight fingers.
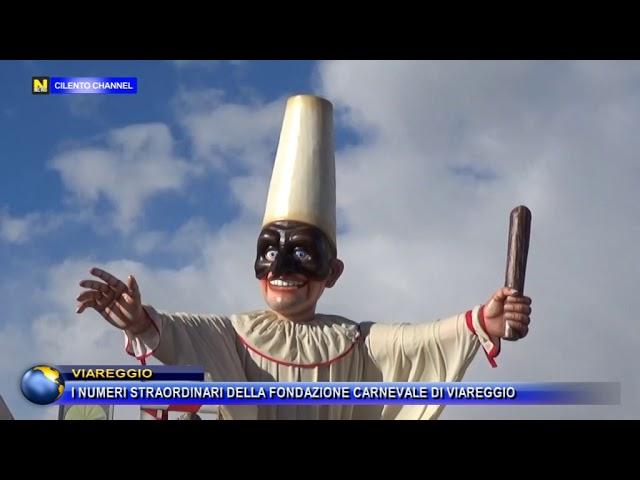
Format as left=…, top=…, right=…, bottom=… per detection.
left=122, top=292, right=135, bottom=305
left=506, top=296, right=532, bottom=305
left=80, top=269, right=132, bottom=296
left=76, top=299, right=98, bottom=314
left=79, top=279, right=112, bottom=294
left=105, top=303, right=134, bottom=328
left=76, top=294, right=133, bottom=331
left=76, top=289, right=115, bottom=304
left=76, top=269, right=140, bottom=329
left=91, top=267, right=127, bottom=293
left=505, top=312, right=530, bottom=325
left=505, top=321, right=529, bottom=340
left=76, top=269, right=140, bottom=313
left=76, top=290, right=103, bottom=303
left=76, top=289, right=114, bottom=313
left=127, top=275, right=141, bottom=303
left=503, top=301, right=531, bottom=339
left=492, top=287, right=519, bottom=303
left=504, top=303, right=532, bottom=315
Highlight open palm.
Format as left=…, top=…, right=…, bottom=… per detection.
left=76, top=267, right=148, bottom=334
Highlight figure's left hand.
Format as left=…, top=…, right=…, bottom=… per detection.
left=482, top=287, right=532, bottom=341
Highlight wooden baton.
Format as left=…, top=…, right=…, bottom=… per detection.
left=505, top=205, right=532, bottom=295
left=503, top=205, right=532, bottom=340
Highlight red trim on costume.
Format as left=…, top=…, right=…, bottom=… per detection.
left=125, top=308, right=161, bottom=365
left=167, top=404, right=201, bottom=413
left=236, top=330, right=361, bottom=369
left=131, top=312, right=203, bottom=415
left=484, top=351, right=498, bottom=368
left=465, top=310, right=476, bottom=335
left=142, top=408, right=163, bottom=420
left=466, top=307, right=500, bottom=369
left=478, top=305, right=499, bottom=368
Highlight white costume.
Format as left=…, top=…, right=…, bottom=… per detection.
left=124, top=95, right=499, bottom=420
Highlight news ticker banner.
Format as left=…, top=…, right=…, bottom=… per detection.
left=32, top=77, right=137, bottom=95
left=54, top=381, right=621, bottom=406
left=20, top=364, right=621, bottom=407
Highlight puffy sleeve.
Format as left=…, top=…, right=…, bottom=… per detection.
left=364, top=305, right=499, bottom=420
left=123, top=305, right=258, bottom=420
left=123, top=305, right=248, bottom=383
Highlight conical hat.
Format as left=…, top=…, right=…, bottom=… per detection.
left=262, top=95, right=336, bottom=248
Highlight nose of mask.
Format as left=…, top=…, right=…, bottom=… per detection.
left=270, top=253, right=297, bottom=277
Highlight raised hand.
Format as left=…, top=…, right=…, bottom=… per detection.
left=76, top=267, right=151, bottom=334
left=482, top=287, right=532, bottom=341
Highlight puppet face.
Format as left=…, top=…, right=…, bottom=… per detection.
left=255, top=220, right=343, bottom=318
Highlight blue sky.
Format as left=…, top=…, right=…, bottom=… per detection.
left=1, top=60, right=638, bottom=420
left=0, top=61, right=317, bottom=266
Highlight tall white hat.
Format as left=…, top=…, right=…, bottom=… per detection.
left=261, top=95, right=336, bottom=248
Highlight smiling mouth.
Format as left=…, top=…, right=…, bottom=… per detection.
left=268, top=278, right=306, bottom=288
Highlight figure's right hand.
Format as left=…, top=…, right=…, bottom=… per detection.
left=76, top=267, right=151, bottom=335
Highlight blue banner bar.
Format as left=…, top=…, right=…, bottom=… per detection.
left=55, top=381, right=621, bottom=406
left=50, top=77, right=137, bottom=94
left=56, top=365, right=204, bottom=382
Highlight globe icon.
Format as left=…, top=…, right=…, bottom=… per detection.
left=21, top=365, right=65, bottom=405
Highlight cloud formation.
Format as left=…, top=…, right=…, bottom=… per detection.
left=0, top=207, right=64, bottom=244
left=50, top=123, right=201, bottom=233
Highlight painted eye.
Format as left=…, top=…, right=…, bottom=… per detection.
left=265, top=249, right=278, bottom=261
left=294, top=248, right=310, bottom=261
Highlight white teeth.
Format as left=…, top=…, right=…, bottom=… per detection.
left=269, top=279, right=304, bottom=287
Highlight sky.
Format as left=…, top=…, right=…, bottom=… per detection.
left=0, top=60, right=638, bottom=420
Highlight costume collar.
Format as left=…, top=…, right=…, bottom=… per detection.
left=231, top=310, right=360, bottom=368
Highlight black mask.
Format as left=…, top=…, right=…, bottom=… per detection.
left=254, top=220, right=335, bottom=280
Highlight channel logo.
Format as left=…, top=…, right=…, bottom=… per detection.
left=32, top=77, right=49, bottom=95
left=31, top=77, right=138, bottom=95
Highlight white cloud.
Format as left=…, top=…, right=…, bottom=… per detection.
left=132, top=217, right=214, bottom=256
left=37, top=92, right=285, bottom=240
left=0, top=210, right=36, bottom=243
left=66, top=95, right=104, bottom=118
left=171, top=87, right=225, bottom=114
left=50, top=123, right=201, bottom=233
left=0, top=207, right=64, bottom=243
left=131, top=230, right=166, bottom=255
left=177, top=91, right=284, bottom=174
